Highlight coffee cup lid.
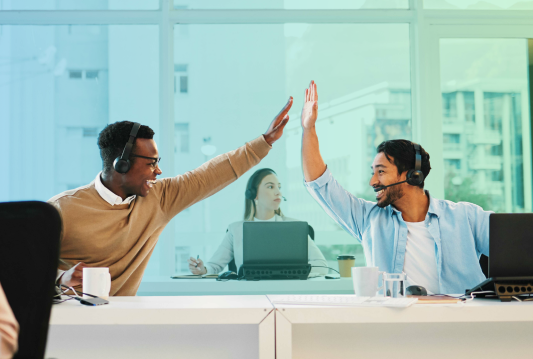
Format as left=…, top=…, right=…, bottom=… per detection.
left=337, top=255, right=355, bottom=260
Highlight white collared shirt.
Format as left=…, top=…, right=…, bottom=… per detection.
left=94, top=172, right=136, bottom=206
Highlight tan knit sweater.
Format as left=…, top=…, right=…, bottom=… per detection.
left=48, top=136, right=271, bottom=296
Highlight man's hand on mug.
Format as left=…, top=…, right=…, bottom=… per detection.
left=59, top=262, right=88, bottom=287
left=188, top=257, right=207, bottom=275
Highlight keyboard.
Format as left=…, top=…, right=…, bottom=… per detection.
left=271, top=295, right=418, bottom=308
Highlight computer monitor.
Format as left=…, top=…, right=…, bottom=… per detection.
left=489, top=213, right=533, bottom=277
left=466, top=213, right=533, bottom=301
left=242, top=221, right=310, bottom=279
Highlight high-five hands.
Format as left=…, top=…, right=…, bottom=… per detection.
left=301, top=80, right=318, bottom=130
left=263, top=97, right=293, bottom=146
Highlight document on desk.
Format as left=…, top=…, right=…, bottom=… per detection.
left=171, top=274, right=219, bottom=279
left=271, top=295, right=418, bottom=308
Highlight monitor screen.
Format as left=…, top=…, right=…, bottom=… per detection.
left=490, top=214, right=533, bottom=277
left=243, top=221, right=309, bottom=265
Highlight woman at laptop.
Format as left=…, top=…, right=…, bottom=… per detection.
left=188, top=168, right=328, bottom=275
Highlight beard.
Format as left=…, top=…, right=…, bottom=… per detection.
left=376, top=184, right=404, bottom=208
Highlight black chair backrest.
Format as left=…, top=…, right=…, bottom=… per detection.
left=0, top=201, right=61, bottom=359
left=479, top=254, right=489, bottom=278
left=308, top=224, right=315, bottom=241
left=228, top=259, right=238, bottom=273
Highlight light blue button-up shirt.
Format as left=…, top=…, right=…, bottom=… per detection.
left=305, top=168, right=491, bottom=294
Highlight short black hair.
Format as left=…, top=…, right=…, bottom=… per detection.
left=376, top=139, right=431, bottom=188
left=97, top=121, right=155, bottom=174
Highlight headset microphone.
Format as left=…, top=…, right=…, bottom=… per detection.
left=373, top=180, right=407, bottom=192
left=282, top=196, right=287, bottom=201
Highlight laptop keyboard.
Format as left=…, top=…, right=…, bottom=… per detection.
left=271, top=295, right=418, bottom=307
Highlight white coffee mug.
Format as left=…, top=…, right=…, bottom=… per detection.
left=352, top=266, right=384, bottom=297
left=83, top=267, right=111, bottom=300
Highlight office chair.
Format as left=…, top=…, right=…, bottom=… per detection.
left=308, top=225, right=315, bottom=241
left=0, top=201, right=61, bottom=359
left=479, top=254, right=488, bottom=278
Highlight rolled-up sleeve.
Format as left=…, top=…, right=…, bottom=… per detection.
left=466, top=203, right=492, bottom=257
left=305, top=168, right=376, bottom=242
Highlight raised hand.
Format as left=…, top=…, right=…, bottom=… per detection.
left=301, top=80, right=318, bottom=130
left=263, top=97, right=293, bottom=146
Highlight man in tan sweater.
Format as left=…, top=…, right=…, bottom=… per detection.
left=48, top=97, right=293, bottom=296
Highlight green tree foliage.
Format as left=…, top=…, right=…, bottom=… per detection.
left=444, top=172, right=491, bottom=211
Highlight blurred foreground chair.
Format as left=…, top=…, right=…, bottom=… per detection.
left=0, top=201, right=61, bottom=359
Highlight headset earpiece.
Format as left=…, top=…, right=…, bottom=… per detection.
left=245, top=188, right=257, bottom=200
left=406, top=142, right=425, bottom=186
left=113, top=122, right=141, bottom=174
left=113, top=157, right=131, bottom=174
left=406, top=169, right=424, bottom=186
left=245, top=168, right=276, bottom=201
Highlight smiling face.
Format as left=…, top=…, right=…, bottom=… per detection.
left=120, top=138, right=162, bottom=197
left=255, top=173, right=283, bottom=212
left=370, top=152, right=406, bottom=208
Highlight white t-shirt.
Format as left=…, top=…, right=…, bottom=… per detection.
left=403, top=221, right=440, bottom=294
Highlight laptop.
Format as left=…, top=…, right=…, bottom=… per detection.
left=466, top=213, right=533, bottom=300
left=241, top=221, right=311, bottom=280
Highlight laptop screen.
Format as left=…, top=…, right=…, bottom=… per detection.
left=243, top=221, right=309, bottom=265
left=490, top=213, right=533, bottom=277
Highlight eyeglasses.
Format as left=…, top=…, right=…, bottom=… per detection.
left=130, top=154, right=161, bottom=169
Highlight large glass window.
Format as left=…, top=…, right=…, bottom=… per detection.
left=172, top=24, right=411, bottom=278
left=440, top=39, right=532, bottom=212
left=0, top=25, right=159, bottom=202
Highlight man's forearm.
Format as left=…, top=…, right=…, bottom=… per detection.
left=302, top=127, right=327, bottom=182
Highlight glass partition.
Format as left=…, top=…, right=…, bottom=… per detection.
left=171, top=23, right=412, bottom=281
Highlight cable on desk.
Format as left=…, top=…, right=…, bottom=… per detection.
left=311, top=266, right=341, bottom=279
left=311, top=266, right=341, bottom=276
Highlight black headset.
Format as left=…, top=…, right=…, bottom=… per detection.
left=406, top=142, right=425, bottom=186
left=113, top=122, right=141, bottom=174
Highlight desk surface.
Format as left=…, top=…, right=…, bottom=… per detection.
left=268, top=295, right=533, bottom=324
left=51, top=295, right=533, bottom=325
left=51, top=295, right=273, bottom=325
left=138, top=276, right=354, bottom=296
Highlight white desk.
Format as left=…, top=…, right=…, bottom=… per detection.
left=138, top=276, right=354, bottom=296
left=46, top=295, right=533, bottom=359
left=46, top=296, right=275, bottom=359
left=268, top=295, right=533, bottom=359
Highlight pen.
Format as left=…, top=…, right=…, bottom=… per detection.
left=196, top=254, right=199, bottom=267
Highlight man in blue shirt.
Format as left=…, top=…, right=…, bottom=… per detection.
left=300, top=81, right=490, bottom=294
